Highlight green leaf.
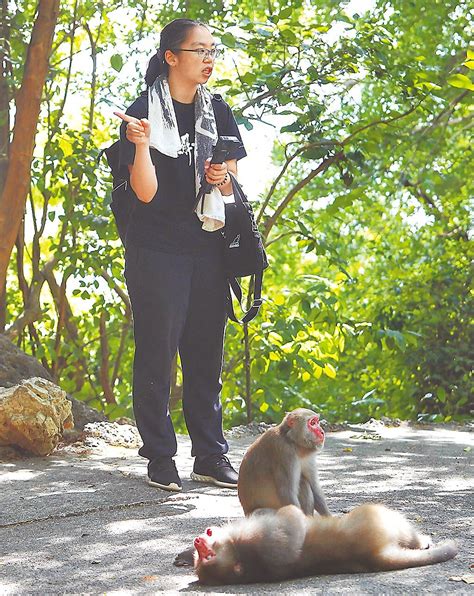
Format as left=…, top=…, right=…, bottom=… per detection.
left=220, top=33, right=236, bottom=48
left=447, top=74, right=474, bottom=90
left=281, top=121, right=301, bottom=133
left=278, top=6, right=293, bottom=19
left=110, top=54, right=123, bottom=72
left=302, top=147, right=330, bottom=160
left=323, top=363, right=337, bottom=379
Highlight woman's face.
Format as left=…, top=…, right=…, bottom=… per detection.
left=166, top=25, right=217, bottom=85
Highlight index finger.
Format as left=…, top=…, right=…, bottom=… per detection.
left=113, top=111, right=142, bottom=125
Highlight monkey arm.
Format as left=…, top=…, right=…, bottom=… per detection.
left=303, top=459, right=331, bottom=516
left=312, top=488, right=331, bottom=516
left=271, top=444, right=304, bottom=508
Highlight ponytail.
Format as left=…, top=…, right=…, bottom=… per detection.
left=145, top=50, right=166, bottom=86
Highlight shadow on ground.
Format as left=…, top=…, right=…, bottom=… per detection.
left=0, top=426, right=472, bottom=594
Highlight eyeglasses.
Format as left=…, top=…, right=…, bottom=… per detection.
left=171, top=47, right=223, bottom=60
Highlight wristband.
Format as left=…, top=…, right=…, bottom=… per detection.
left=216, top=173, right=229, bottom=187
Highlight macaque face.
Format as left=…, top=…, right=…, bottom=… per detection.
left=194, top=527, right=244, bottom=585
left=307, top=413, right=325, bottom=445
left=286, top=408, right=325, bottom=451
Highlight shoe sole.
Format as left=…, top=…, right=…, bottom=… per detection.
left=190, top=471, right=238, bottom=489
left=147, top=478, right=182, bottom=492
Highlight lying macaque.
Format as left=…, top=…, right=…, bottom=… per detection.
left=194, top=504, right=457, bottom=585
left=174, top=407, right=329, bottom=567
left=238, top=408, right=330, bottom=516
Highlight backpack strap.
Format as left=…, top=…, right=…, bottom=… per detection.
left=226, top=270, right=264, bottom=324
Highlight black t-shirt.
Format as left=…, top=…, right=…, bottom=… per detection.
left=119, top=91, right=247, bottom=255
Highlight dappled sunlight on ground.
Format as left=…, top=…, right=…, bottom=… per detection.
left=0, top=426, right=471, bottom=592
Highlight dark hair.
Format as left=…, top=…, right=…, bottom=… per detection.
left=145, top=18, right=208, bottom=86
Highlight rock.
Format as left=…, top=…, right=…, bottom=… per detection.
left=0, top=334, right=107, bottom=429
left=83, top=421, right=141, bottom=448
left=225, top=421, right=275, bottom=439
left=67, top=396, right=107, bottom=430
left=0, top=334, right=53, bottom=387
left=0, top=377, right=74, bottom=456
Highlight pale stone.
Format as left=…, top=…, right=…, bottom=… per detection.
left=0, top=377, right=74, bottom=456
left=83, top=421, right=141, bottom=448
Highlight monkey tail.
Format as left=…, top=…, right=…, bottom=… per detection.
left=377, top=541, right=458, bottom=571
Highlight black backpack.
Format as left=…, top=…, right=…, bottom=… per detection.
left=98, top=140, right=135, bottom=246
left=98, top=143, right=268, bottom=325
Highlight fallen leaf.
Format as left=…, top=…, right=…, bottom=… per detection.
left=343, top=447, right=353, bottom=453
left=143, top=575, right=158, bottom=582
left=464, top=446, right=471, bottom=452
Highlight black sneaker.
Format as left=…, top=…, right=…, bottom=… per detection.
left=191, top=454, right=238, bottom=488
left=147, top=457, right=182, bottom=492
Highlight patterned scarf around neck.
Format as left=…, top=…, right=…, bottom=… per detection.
left=147, top=74, right=225, bottom=231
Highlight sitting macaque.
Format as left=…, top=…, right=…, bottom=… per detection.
left=238, top=408, right=330, bottom=516
left=174, top=407, right=329, bottom=567
left=194, top=504, right=458, bottom=585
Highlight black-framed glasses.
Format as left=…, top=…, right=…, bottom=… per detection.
left=171, top=47, right=224, bottom=60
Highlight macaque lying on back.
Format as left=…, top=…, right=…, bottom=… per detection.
left=174, top=407, right=329, bottom=567
left=238, top=408, right=330, bottom=516
left=194, top=504, right=457, bottom=585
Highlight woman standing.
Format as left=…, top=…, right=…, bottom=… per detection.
left=115, top=19, right=246, bottom=491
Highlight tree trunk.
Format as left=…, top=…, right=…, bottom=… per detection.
left=0, top=0, right=60, bottom=311
left=0, top=0, right=11, bottom=331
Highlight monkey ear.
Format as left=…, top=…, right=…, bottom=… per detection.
left=286, top=412, right=296, bottom=427
left=233, top=563, right=243, bottom=575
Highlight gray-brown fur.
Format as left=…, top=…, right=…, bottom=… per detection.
left=238, top=408, right=330, bottom=516
left=174, top=408, right=329, bottom=568
left=194, top=504, right=458, bottom=585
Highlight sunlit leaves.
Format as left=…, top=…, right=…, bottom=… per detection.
left=447, top=73, right=474, bottom=90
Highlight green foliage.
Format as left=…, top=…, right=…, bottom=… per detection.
left=4, top=0, right=473, bottom=428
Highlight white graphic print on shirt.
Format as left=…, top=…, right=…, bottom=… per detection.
left=177, top=133, right=194, bottom=166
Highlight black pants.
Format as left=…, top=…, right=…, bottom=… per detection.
left=124, top=244, right=229, bottom=460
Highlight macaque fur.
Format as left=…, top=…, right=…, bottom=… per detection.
left=238, top=408, right=330, bottom=516
left=174, top=407, right=329, bottom=568
left=194, top=504, right=458, bottom=585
